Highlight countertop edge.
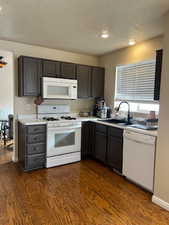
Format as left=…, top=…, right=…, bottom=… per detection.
left=18, top=118, right=158, bottom=137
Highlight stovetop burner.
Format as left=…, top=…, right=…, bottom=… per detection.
left=43, top=117, right=60, bottom=121
left=60, top=116, right=76, bottom=120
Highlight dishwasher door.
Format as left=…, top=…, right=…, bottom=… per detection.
left=123, top=130, right=156, bottom=192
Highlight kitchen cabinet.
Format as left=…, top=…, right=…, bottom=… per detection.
left=107, top=127, right=123, bottom=173
left=18, top=56, right=42, bottom=97
left=94, top=124, right=107, bottom=163
left=154, top=49, right=163, bottom=101
left=18, top=122, right=46, bottom=171
left=18, top=55, right=105, bottom=99
left=81, top=121, right=95, bottom=159
left=61, top=62, right=76, bottom=79
left=42, top=59, right=60, bottom=77
left=92, top=67, right=105, bottom=98
left=77, top=64, right=92, bottom=98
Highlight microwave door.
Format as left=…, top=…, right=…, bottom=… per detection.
left=43, top=82, right=71, bottom=99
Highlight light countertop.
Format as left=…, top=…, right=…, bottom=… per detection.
left=18, top=117, right=158, bottom=137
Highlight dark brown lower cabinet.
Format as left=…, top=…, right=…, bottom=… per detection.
left=81, top=122, right=95, bottom=159
left=107, top=136, right=123, bottom=173
left=18, top=122, right=46, bottom=171
left=82, top=123, right=123, bottom=174
left=107, top=127, right=123, bottom=173
left=94, top=132, right=107, bottom=163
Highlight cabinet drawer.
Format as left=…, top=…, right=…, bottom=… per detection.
left=27, top=133, right=46, bottom=144
left=95, top=124, right=107, bottom=134
left=27, top=143, right=46, bottom=155
left=27, top=125, right=46, bottom=134
left=108, top=127, right=123, bottom=138
left=25, top=154, right=45, bottom=171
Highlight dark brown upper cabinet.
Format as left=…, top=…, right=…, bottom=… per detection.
left=42, top=59, right=60, bottom=77
left=60, top=62, right=76, bottom=79
left=92, top=67, right=105, bottom=98
left=77, top=64, right=92, bottom=98
left=154, top=49, right=163, bottom=101
left=18, top=56, right=42, bottom=97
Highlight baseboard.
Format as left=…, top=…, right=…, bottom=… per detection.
left=152, top=195, right=169, bottom=211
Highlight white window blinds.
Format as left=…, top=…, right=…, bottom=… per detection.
left=115, top=60, right=156, bottom=101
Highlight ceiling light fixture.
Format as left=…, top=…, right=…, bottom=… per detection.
left=129, top=39, right=136, bottom=46
left=101, top=31, right=109, bottom=39
left=0, top=56, right=7, bottom=68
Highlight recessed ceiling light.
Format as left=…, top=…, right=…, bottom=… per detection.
left=101, top=31, right=109, bottom=39
left=129, top=39, right=136, bottom=46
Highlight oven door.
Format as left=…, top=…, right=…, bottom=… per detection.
left=47, top=126, right=81, bottom=157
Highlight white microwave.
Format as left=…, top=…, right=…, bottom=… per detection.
left=42, top=77, right=77, bottom=99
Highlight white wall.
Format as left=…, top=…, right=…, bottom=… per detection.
left=153, top=12, right=169, bottom=209
left=0, top=50, right=14, bottom=120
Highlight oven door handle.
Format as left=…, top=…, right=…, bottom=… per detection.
left=48, top=125, right=81, bottom=131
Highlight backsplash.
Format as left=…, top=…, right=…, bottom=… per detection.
left=15, top=96, right=94, bottom=116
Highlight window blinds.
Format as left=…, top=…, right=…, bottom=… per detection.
left=115, top=60, right=156, bottom=101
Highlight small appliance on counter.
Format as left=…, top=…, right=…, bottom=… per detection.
left=93, top=97, right=108, bottom=119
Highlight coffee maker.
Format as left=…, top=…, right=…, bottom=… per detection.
left=93, top=97, right=107, bottom=118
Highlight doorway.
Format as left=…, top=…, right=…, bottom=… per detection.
left=0, top=50, right=14, bottom=165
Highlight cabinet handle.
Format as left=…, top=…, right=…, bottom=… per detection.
left=34, top=128, right=39, bottom=132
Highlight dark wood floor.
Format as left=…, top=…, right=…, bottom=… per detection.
left=0, top=160, right=169, bottom=225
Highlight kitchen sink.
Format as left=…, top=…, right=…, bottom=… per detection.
left=99, top=118, right=132, bottom=126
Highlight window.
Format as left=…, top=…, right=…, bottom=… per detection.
left=114, top=60, right=159, bottom=114
left=115, top=60, right=156, bottom=101
left=114, top=101, right=159, bottom=114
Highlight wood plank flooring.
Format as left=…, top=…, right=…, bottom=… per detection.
left=0, top=160, right=169, bottom=225
left=0, top=141, right=13, bottom=165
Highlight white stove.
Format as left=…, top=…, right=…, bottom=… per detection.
left=37, top=105, right=81, bottom=168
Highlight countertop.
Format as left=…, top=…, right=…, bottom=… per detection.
left=18, top=117, right=158, bottom=137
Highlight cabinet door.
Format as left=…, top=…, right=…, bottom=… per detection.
left=77, top=65, right=92, bottom=98
left=42, top=59, right=60, bottom=77
left=18, top=56, right=42, bottom=96
left=154, top=49, right=163, bottom=100
left=107, top=136, right=123, bottom=173
left=61, top=62, right=76, bottom=79
left=81, top=122, right=95, bottom=159
left=94, top=132, right=107, bottom=163
left=92, top=67, right=105, bottom=98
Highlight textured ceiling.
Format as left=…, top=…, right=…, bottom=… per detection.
left=0, top=0, right=168, bottom=55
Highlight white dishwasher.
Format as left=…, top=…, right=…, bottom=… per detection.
left=123, top=130, right=156, bottom=192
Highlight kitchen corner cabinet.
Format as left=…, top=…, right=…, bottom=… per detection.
left=18, top=56, right=42, bottom=97
left=81, top=122, right=95, bottom=159
left=154, top=49, right=163, bottom=101
left=42, top=59, right=60, bottom=78
left=82, top=123, right=123, bottom=174
left=77, top=64, right=92, bottom=98
left=107, top=127, right=123, bottom=173
left=92, top=67, right=105, bottom=98
left=60, top=62, right=76, bottom=79
left=18, top=122, right=46, bottom=171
